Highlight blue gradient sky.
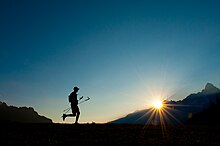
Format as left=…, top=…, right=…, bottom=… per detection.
left=1, top=0, right=220, bottom=123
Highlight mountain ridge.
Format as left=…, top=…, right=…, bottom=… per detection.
left=110, top=83, right=220, bottom=125
left=0, top=101, right=52, bottom=123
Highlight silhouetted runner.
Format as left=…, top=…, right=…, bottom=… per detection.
left=62, top=86, right=81, bottom=124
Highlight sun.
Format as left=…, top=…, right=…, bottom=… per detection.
left=152, top=100, right=163, bottom=109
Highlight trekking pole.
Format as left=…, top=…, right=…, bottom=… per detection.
left=78, top=97, right=90, bottom=104
left=79, top=96, right=84, bottom=101
left=63, top=108, right=71, bottom=114
left=63, top=107, right=71, bottom=112
left=63, top=96, right=89, bottom=112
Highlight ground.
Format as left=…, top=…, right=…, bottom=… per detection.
left=1, top=123, right=220, bottom=145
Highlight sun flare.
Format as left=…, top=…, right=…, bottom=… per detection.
left=152, top=100, right=163, bottom=109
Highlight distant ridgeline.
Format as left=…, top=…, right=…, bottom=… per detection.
left=110, top=83, right=220, bottom=125
left=0, top=102, right=52, bottom=123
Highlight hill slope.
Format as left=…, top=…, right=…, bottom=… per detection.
left=0, top=101, right=52, bottom=123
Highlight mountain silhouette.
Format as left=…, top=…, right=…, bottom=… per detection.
left=0, top=101, right=52, bottom=123
left=181, top=83, right=220, bottom=105
left=110, top=83, right=220, bottom=125
left=186, top=98, right=220, bottom=125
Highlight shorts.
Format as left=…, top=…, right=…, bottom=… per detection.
left=71, top=103, right=80, bottom=115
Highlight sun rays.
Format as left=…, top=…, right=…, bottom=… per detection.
left=138, top=99, right=186, bottom=141
left=145, top=100, right=184, bottom=126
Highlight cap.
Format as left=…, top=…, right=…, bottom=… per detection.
left=73, top=86, right=79, bottom=91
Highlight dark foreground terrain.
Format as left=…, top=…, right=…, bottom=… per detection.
left=1, top=123, right=220, bottom=145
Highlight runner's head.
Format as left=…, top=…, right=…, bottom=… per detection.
left=73, top=86, right=79, bottom=92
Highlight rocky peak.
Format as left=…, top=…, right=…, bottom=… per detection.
left=202, top=83, right=220, bottom=94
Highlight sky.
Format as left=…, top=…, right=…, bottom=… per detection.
left=0, top=0, right=220, bottom=123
